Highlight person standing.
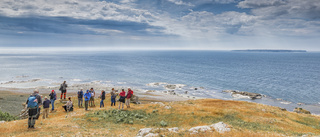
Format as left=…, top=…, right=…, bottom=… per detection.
left=26, top=89, right=42, bottom=129
left=118, top=89, right=126, bottom=110
left=126, top=88, right=133, bottom=108
left=42, top=96, right=51, bottom=119
left=89, top=88, right=95, bottom=107
left=77, top=88, right=84, bottom=108
left=48, top=90, right=56, bottom=112
left=100, top=90, right=106, bottom=108
left=84, top=90, right=91, bottom=111
left=110, top=88, right=117, bottom=106
left=59, top=81, right=68, bottom=99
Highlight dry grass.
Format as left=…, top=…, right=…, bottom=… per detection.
left=0, top=96, right=319, bottom=137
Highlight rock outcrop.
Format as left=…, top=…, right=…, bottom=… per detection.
left=136, top=122, right=231, bottom=136
left=293, top=107, right=311, bottom=114
left=223, top=90, right=262, bottom=99
left=165, top=85, right=176, bottom=89
left=19, top=103, right=28, bottom=119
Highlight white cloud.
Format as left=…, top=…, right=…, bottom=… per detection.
left=239, top=0, right=320, bottom=20
left=167, top=0, right=194, bottom=6
left=0, top=0, right=155, bottom=23
left=238, top=0, right=287, bottom=8
left=213, top=0, right=236, bottom=4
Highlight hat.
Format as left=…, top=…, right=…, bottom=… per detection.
left=80, top=87, right=83, bottom=90
left=44, top=96, right=48, bottom=99
left=34, top=89, right=39, bottom=93
left=52, top=90, right=54, bottom=92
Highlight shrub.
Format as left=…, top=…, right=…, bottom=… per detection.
left=0, top=110, right=17, bottom=121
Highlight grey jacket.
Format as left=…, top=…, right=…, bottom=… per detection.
left=60, top=83, right=68, bottom=90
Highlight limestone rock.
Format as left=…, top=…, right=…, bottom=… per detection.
left=189, top=126, right=212, bottom=134
left=164, top=105, right=172, bottom=109
left=136, top=128, right=153, bottom=137
left=151, top=102, right=165, bottom=107
left=167, top=127, right=179, bottom=133
left=144, top=133, right=158, bottom=137
left=210, top=122, right=231, bottom=133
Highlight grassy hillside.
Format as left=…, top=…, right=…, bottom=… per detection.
left=0, top=94, right=319, bottom=137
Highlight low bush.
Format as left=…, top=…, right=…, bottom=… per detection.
left=0, top=110, right=17, bottom=121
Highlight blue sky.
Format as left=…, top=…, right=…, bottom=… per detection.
left=0, top=0, right=320, bottom=51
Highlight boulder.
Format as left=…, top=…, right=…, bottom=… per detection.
left=210, top=122, right=231, bottom=133
left=19, top=103, right=29, bottom=119
left=151, top=102, right=165, bottom=107
left=167, top=127, right=179, bottom=133
left=293, top=107, right=311, bottom=114
left=144, top=133, right=158, bottom=137
left=0, top=121, right=5, bottom=124
left=189, top=126, right=212, bottom=134
left=136, top=128, right=153, bottom=137
left=231, top=91, right=262, bottom=99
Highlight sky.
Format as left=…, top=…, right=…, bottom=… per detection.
left=0, top=0, right=320, bottom=51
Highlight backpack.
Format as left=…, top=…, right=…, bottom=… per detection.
left=27, top=95, right=38, bottom=109
left=78, top=91, right=83, bottom=98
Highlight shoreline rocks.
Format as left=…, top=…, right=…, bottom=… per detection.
left=293, top=107, right=311, bottom=114
left=223, top=90, right=262, bottom=99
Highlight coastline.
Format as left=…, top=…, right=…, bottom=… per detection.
left=1, top=80, right=320, bottom=116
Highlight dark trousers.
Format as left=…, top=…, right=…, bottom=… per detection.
left=85, top=100, right=89, bottom=110
left=100, top=99, right=104, bottom=108
left=28, top=108, right=39, bottom=127
left=111, top=98, right=116, bottom=106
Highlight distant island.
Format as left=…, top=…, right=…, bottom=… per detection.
left=232, top=49, right=307, bottom=52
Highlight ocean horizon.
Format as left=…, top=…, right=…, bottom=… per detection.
left=1, top=50, right=320, bottom=113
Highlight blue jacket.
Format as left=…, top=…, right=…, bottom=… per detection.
left=49, top=92, right=56, bottom=100
left=84, top=92, right=91, bottom=101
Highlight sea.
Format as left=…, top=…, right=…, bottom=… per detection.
left=1, top=50, right=320, bottom=114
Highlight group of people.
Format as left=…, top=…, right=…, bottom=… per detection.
left=78, top=87, right=134, bottom=110
left=26, top=81, right=135, bottom=129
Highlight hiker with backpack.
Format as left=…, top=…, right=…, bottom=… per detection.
left=62, top=97, right=73, bottom=112
left=110, top=88, right=117, bottom=106
left=118, top=89, right=126, bottom=110
left=26, top=89, right=42, bottom=129
left=89, top=88, right=95, bottom=107
left=42, top=96, right=51, bottom=119
left=59, top=81, right=68, bottom=99
left=84, top=90, right=91, bottom=111
left=100, top=90, right=106, bottom=108
left=126, top=88, right=134, bottom=108
left=77, top=88, right=84, bottom=108
left=48, top=90, right=57, bottom=112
